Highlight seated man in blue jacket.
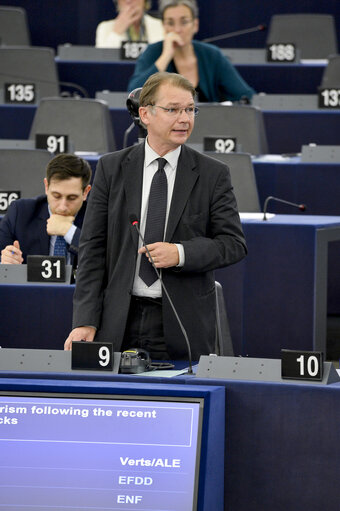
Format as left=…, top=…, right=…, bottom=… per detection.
left=0, top=153, right=91, bottom=267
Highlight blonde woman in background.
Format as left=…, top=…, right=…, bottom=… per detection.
left=96, top=0, right=164, bottom=48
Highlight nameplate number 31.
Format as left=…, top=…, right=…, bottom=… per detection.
left=27, top=255, right=66, bottom=282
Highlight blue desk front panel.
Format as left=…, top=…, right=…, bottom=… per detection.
left=191, top=377, right=340, bottom=511
left=217, top=216, right=340, bottom=358
left=0, top=284, right=74, bottom=350
left=253, top=158, right=340, bottom=313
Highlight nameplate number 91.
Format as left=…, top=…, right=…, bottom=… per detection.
left=27, top=255, right=66, bottom=282
left=71, top=341, right=113, bottom=371
left=35, top=134, right=68, bottom=154
left=281, top=349, right=323, bottom=381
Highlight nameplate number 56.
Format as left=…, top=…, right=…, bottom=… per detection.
left=27, top=255, right=66, bottom=282
left=0, top=191, right=20, bottom=213
left=281, top=349, right=323, bottom=381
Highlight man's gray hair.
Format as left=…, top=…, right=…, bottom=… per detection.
left=158, top=0, right=199, bottom=19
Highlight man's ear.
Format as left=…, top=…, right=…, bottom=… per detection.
left=139, top=106, right=150, bottom=127
left=83, top=184, right=91, bottom=200
left=43, top=178, right=49, bottom=195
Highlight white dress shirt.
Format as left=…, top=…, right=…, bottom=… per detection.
left=132, top=139, right=184, bottom=298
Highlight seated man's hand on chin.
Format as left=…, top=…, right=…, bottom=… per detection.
left=47, top=214, right=75, bottom=237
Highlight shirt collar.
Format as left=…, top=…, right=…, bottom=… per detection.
left=144, top=138, right=181, bottom=170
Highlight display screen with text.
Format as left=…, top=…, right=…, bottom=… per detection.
left=0, top=393, right=203, bottom=510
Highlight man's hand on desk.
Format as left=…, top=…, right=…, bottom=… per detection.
left=47, top=214, right=75, bottom=237
left=1, top=240, right=23, bottom=264
left=64, top=326, right=96, bottom=351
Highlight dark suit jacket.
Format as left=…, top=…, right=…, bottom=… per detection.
left=73, top=143, right=247, bottom=360
left=0, top=195, right=86, bottom=266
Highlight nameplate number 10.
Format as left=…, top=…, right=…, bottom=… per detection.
left=281, top=349, right=323, bottom=381
left=27, top=255, right=66, bottom=282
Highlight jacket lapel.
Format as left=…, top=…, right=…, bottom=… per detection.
left=37, top=200, right=50, bottom=255
left=165, top=145, right=199, bottom=242
left=122, top=143, right=145, bottom=246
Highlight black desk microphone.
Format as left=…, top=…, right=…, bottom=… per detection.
left=130, top=215, right=193, bottom=375
left=263, top=196, right=306, bottom=221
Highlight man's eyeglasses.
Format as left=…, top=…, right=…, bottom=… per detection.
left=149, top=105, right=199, bottom=117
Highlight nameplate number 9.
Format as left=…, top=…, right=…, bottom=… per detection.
left=71, top=341, right=113, bottom=371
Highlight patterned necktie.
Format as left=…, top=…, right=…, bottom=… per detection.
left=53, top=236, right=67, bottom=257
left=139, top=157, right=168, bottom=286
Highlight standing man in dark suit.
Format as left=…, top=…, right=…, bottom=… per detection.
left=0, top=153, right=91, bottom=267
left=64, top=72, right=246, bottom=360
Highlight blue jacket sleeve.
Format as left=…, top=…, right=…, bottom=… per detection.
left=216, top=50, right=255, bottom=101
left=0, top=201, right=18, bottom=251
left=127, top=42, right=164, bottom=91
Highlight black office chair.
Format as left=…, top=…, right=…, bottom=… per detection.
left=209, top=153, right=260, bottom=212
left=0, top=149, right=52, bottom=198
left=189, top=104, right=268, bottom=156
left=0, top=47, right=59, bottom=102
left=0, top=6, right=30, bottom=46
left=266, top=14, right=338, bottom=59
left=320, top=54, right=340, bottom=88
left=29, top=97, right=116, bottom=154
left=215, top=281, right=234, bottom=356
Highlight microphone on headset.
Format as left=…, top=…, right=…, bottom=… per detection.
left=124, top=88, right=147, bottom=147
left=129, top=214, right=193, bottom=374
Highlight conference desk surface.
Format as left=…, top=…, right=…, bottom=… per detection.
left=2, top=103, right=340, bottom=155
left=1, top=216, right=339, bottom=360
left=56, top=58, right=326, bottom=97
left=1, top=372, right=340, bottom=511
